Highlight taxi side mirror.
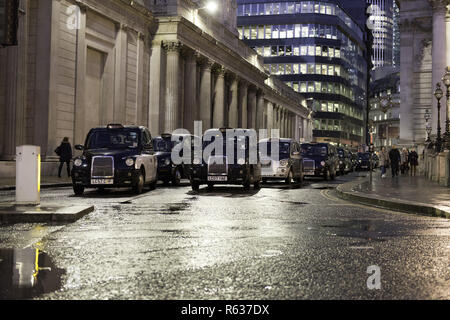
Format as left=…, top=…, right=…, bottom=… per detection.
left=75, top=145, right=84, bottom=151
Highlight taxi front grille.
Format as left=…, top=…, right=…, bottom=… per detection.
left=303, top=160, right=315, bottom=171
left=92, top=156, right=114, bottom=178
left=208, top=156, right=228, bottom=175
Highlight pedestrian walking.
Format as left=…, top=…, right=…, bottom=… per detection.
left=379, top=147, right=389, bottom=178
left=409, top=148, right=419, bottom=177
left=55, top=137, right=73, bottom=178
left=400, top=148, right=409, bottom=174
left=388, top=145, right=401, bottom=177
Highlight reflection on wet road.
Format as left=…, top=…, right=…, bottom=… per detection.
left=0, top=174, right=449, bottom=300
left=0, top=248, right=64, bottom=300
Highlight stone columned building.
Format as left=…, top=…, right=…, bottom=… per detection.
left=397, top=0, right=449, bottom=145
left=0, top=0, right=313, bottom=177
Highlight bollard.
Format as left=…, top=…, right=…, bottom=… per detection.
left=16, top=146, right=41, bottom=205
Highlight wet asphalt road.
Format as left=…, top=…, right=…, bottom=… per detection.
left=0, top=172, right=449, bottom=300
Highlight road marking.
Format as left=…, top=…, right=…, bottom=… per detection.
left=349, top=246, right=374, bottom=250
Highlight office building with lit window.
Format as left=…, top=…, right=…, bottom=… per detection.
left=236, top=0, right=368, bottom=147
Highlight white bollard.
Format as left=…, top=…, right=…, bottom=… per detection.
left=16, top=146, right=41, bottom=205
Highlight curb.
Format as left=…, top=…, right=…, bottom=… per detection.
left=335, top=179, right=450, bottom=219
left=0, top=205, right=94, bottom=223
left=0, top=183, right=72, bottom=192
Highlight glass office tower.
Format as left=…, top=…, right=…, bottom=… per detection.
left=236, top=1, right=368, bottom=147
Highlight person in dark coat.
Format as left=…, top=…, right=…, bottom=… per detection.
left=409, top=148, right=419, bottom=177
left=388, top=145, right=401, bottom=177
left=55, top=137, right=73, bottom=178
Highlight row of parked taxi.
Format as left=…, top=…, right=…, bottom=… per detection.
left=70, top=124, right=377, bottom=195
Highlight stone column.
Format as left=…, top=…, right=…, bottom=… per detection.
left=238, top=79, right=248, bottom=128
left=256, top=90, right=265, bottom=131
left=163, top=41, right=181, bottom=133
left=266, top=101, right=274, bottom=136
left=279, top=108, right=285, bottom=137
left=213, top=66, right=226, bottom=128
left=149, top=42, right=164, bottom=136
left=74, top=5, right=87, bottom=146
left=228, top=74, right=239, bottom=128
left=183, top=49, right=197, bottom=133
left=114, top=24, right=128, bottom=125
left=431, top=0, right=448, bottom=135
left=198, top=57, right=213, bottom=131
left=247, top=86, right=257, bottom=129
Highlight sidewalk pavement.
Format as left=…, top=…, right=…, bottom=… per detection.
left=336, top=172, right=450, bottom=219
left=0, top=176, right=72, bottom=191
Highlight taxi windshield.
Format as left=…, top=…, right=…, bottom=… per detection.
left=153, top=139, right=173, bottom=152
left=358, top=153, right=370, bottom=160
left=259, top=142, right=291, bottom=156
left=301, top=145, right=327, bottom=157
left=86, top=129, right=139, bottom=150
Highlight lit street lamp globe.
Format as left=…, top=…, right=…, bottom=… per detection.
left=434, top=83, right=443, bottom=100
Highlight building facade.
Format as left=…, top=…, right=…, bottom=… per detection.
left=397, top=0, right=449, bottom=145
left=368, top=68, right=400, bottom=148
left=0, top=0, right=313, bottom=176
left=236, top=0, right=368, bottom=148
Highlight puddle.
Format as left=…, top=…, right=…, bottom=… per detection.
left=0, top=248, right=65, bottom=300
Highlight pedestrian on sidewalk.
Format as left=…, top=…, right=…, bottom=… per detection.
left=55, top=137, right=73, bottom=178
left=400, top=148, right=409, bottom=174
left=379, top=147, right=389, bottom=178
left=389, top=145, right=401, bottom=177
left=409, top=148, right=419, bottom=177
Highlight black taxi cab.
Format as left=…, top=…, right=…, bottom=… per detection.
left=337, top=147, right=353, bottom=175
left=71, top=124, right=158, bottom=195
left=190, top=128, right=262, bottom=191
left=153, top=133, right=201, bottom=186
left=300, top=143, right=338, bottom=180
left=258, top=138, right=303, bottom=185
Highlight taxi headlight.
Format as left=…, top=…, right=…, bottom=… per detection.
left=280, top=159, right=288, bottom=167
left=321, top=161, right=326, bottom=166
left=74, top=159, right=83, bottom=167
left=125, top=158, right=135, bottom=167
left=193, top=158, right=202, bottom=165
left=165, top=158, right=171, bottom=166
left=237, top=158, right=246, bottom=165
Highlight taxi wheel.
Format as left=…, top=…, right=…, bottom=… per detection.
left=133, top=171, right=144, bottom=195
left=172, top=168, right=181, bottom=186
left=331, top=170, right=336, bottom=180
left=73, top=185, right=84, bottom=196
left=295, top=173, right=303, bottom=185
left=149, top=178, right=157, bottom=191
left=243, top=180, right=251, bottom=191
left=254, top=180, right=261, bottom=190
left=192, top=181, right=200, bottom=191
left=324, top=169, right=330, bottom=181
left=97, top=187, right=106, bottom=194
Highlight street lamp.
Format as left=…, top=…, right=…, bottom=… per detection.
left=442, top=67, right=450, bottom=149
left=434, top=82, right=443, bottom=153
left=424, top=109, right=432, bottom=143
left=197, top=0, right=218, bottom=13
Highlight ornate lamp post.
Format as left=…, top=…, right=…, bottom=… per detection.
left=424, top=109, right=432, bottom=143
left=434, top=83, right=443, bottom=153
left=378, top=93, right=392, bottom=146
left=442, top=67, right=450, bottom=149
